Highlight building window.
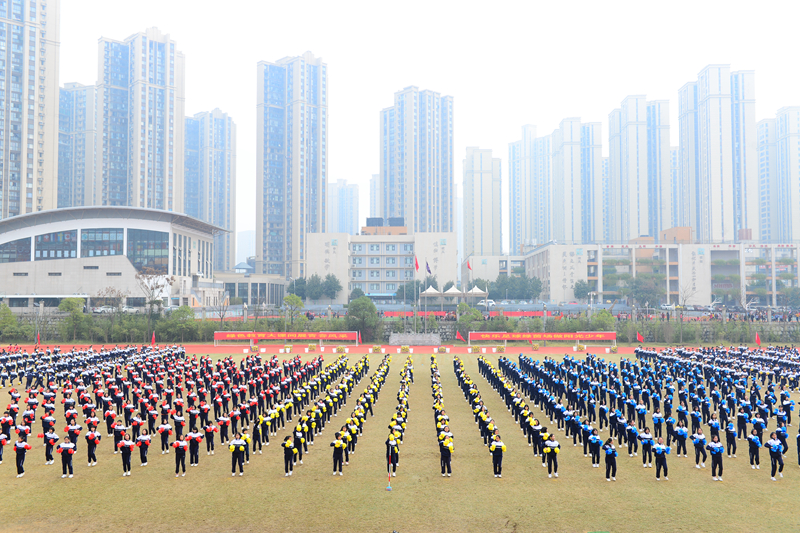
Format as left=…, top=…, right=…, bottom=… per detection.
left=81, top=228, right=124, bottom=257
left=386, top=244, right=396, bottom=252
left=48, top=272, right=62, bottom=277
left=106, top=272, right=122, bottom=277
left=386, top=257, right=396, bottom=265
left=403, top=244, right=413, bottom=252
left=352, top=257, right=363, bottom=265
left=386, top=270, right=396, bottom=278
left=83, top=266, right=99, bottom=270
left=369, top=283, right=380, bottom=291
left=386, top=283, right=396, bottom=290
left=0, top=238, right=31, bottom=263
left=127, top=229, right=169, bottom=273
left=12, top=272, right=27, bottom=276
left=370, top=257, right=380, bottom=265
left=35, top=230, right=78, bottom=260
left=352, top=244, right=363, bottom=252
left=370, top=270, right=380, bottom=278
left=369, top=244, right=380, bottom=252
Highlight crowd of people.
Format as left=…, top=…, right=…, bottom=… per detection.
left=474, top=343, right=800, bottom=482
left=0, top=344, right=394, bottom=480
left=385, top=356, right=413, bottom=477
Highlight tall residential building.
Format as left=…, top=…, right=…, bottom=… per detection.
left=58, top=82, right=97, bottom=208
left=669, top=147, right=680, bottom=230
left=256, top=52, right=327, bottom=278
left=379, top=86, right=454, bottom=234
left=609, top=96, right=649, bottom=242
left=678, top=81, right=700, bottom=232
left=646, top=100, right=673, bottom=238
left=581, top=122, right=603, bottom=243
left=679, top=65, right=757, bottom=242
left=184, top=109, right=236, bottom=272
left=327, top=179, right=359, bottom=235
left=96, top=27, right=185, bottom=212
left=731, top=71, right=758, bottom=238
left=756, top=118, right=779, bottom=242
left=552, top=118, right=583, bottom=243
left=463, top=147, right=501, bottom=258
left=369, top=173, right=379, bottom=218
left=0, top=0, right=60, bottom=219
left=508, top=125, right=551, bottom=252
left=601, top=157, right=610, bottom=241
left=776, top=107, right=800, bottom=241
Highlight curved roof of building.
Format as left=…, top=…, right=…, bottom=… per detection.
left=0, top=207, right=227, bottom=236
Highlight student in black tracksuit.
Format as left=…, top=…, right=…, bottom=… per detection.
left=602, top=438, right=617, bottom=481
left=386, top=433, right=400, bottom=476
left=489, top=435, right=505, bottom=478
left=331, top=432, right=345, bottom=475
left=172, top=437, right=188, bottom=477
left=57, top=438, right=76, bottom=478
left=544, top=435, right=560, bottom=478
left=282, top=435, right=297, bottom=476
left=440, top=436, right=454, bottom=477
left=15, top=436, right=31, bottom=477
left=229, top=433, right=247, bottom=476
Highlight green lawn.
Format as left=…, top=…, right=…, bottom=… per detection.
left=1, top=351, right=799, bottom=532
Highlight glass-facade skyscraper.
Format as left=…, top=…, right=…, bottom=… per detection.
left=0, top=0, right=60, bottom=219
left=96, top=27, right=185, bottom=212
left=327, top=179, right=358, bottom=235
left=256, top=52, right=327, bottom=278
left=379, top=86, right=453, bottom=234
left=184, top=109, right=236, bottom=272
left=58, top=82, right=96, bottom=208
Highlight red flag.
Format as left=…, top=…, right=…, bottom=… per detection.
left=755, top=332, right=761, bottom=347
left=467, top=260, right=472, bottom=271
left=456, top=331, right=465, bottom=342
left=636, top=332, right=644, bottom=343
left=415, top=256, right=419, bottom=272
left=357, top=331, right=362, bottom=344
left=36, top=332, right=40, bottom=345
left=151, top=331, right=156, bottom=345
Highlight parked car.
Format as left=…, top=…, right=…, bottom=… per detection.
left=121, top=306, right=138, bottom=314
left=92, top=306, right=114, bottom=314
left=500, top=300, right=510, bottom=305
left=476, top=299, right=496, bottom=308
left=660, top=303, right=675, bottom=311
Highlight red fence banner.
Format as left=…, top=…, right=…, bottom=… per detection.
left=488, top=311, right=553, bottom=317
left=468, top=331, right=616, bottom=342
left=214, top=331, right=358, bottom=341
left=383, top=311, right=448, bottom=317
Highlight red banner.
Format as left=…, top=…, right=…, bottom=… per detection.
left=469, top=331, right=616, bottom=341
left=383, top=311, right=448, bottom=317
left=488, top=311, right=553, bottom=317
left=213, top=331, right=358, bottom=341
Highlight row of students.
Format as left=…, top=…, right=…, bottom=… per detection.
left=431, top=355, right=454, bottom=477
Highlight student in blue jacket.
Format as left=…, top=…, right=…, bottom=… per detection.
left=765, top=432, right=785, bottom=481
left=602, top=438, right=617, bottom=481
left=653, top=437, right=670, bottom=481
left=747, top=428, right=761, bottom=470
left=706, top=434, right=724, bottom=481
left=725, top=422, right=737, bottom=458
left=691, top=427, right=707, bottom=469
left=673, top=422, right=688, bottom=457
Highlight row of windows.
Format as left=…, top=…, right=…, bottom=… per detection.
left=351, top=256, right=416, bottom=266
left=351, top=243, right=415, bottom=253
left=350, top=283, right=398, bottom=291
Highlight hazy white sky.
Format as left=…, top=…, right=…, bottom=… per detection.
left=62, top=0, right=800, bottom=254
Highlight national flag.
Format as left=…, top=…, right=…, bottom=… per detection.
left=636, top=331, right=644, bottom=343
left=36, top=332, right=40, bottom=345
left=357, top=331, right=362, bottom=345
left=755, top=332, right=761, bottom=347
left=151, top=331, right=156, bottom=345
left=426, top=261, right=432, bottom=275
left=467, top=260, right=472, bottom=271
left=414, top=256, right=419, bottom=272
left=456, top=330, right=466, bottom=342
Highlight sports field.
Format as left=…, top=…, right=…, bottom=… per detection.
left=2, top=350, right=799, bottom=533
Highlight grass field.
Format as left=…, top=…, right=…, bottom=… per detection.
left=2, top=350, right=800, bottom=533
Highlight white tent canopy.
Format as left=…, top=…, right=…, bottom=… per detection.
left=466, top=286, right=488, bottom=297
left=420, top=286, right=442, bottom=298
